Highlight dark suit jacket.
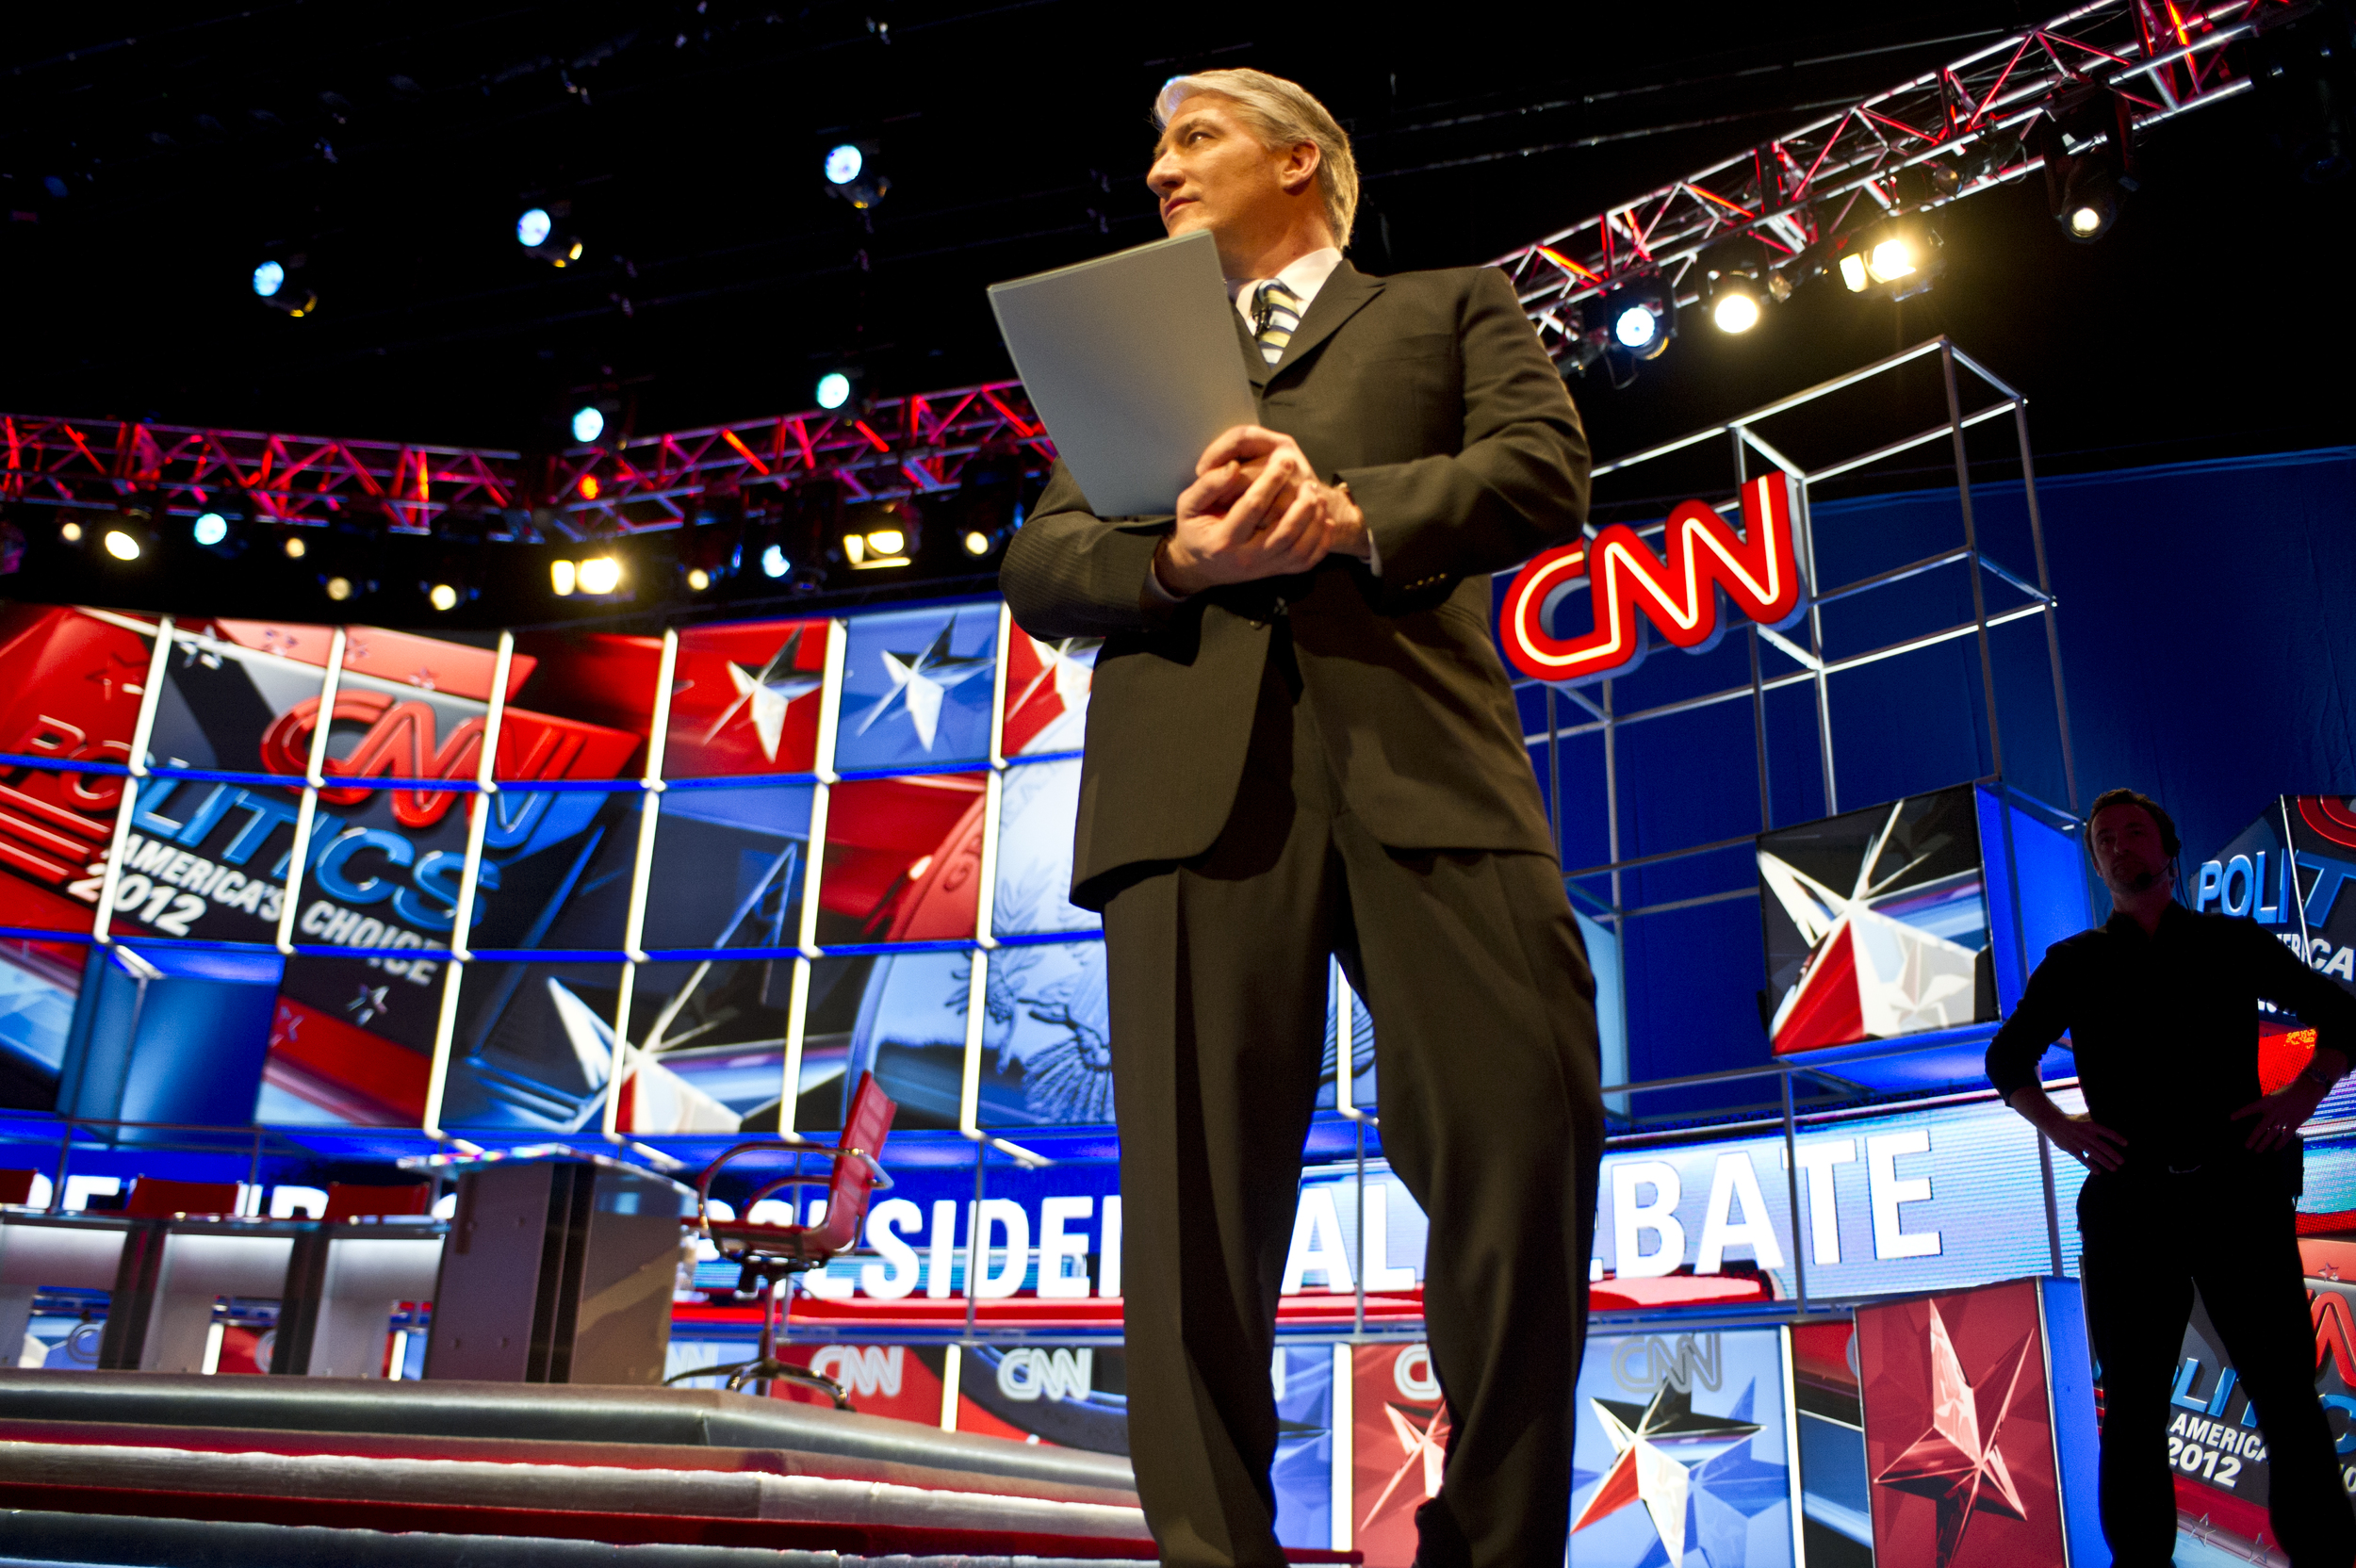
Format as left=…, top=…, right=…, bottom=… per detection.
left=998, top=259, right=1591, bottom=909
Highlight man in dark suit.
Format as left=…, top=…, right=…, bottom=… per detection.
left=999, top=67, right=1603, bottom=1568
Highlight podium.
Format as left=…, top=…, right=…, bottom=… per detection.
left=420, top=1151, right=692, bottom=1386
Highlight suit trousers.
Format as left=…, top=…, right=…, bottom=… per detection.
left=1100, top=627, right=1605, bottom=1568
left=2079, top=1168, right=2356, bottom=1567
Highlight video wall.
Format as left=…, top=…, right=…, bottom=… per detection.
left=0, top=598, right=1291, bottom=1135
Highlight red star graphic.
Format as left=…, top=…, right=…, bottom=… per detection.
left=1874, top=1298, right=2032, bottom=1566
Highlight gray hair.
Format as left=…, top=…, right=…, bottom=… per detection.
left=1153, top=69, right=1358, bottom=247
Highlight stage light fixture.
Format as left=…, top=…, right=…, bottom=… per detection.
left=571, top=405, right=606, bottom=444
left=102, top=529, right=141, bottom=562
left=686, top=567, right=712, bottom=592
left=2031, top=90, right=2138, bottom=245
left=823, top=142, right=889, bottom=209
left=816, top=371, right=853, bottom=410
left=761, top=543, right=790, bottom=578
left=962, top=530, right=993, bottom=557
left=284, top=535, right=307, bottom=560
left=192, top=512, right=228, bottom=547
left=324, top=576, right=354, bottom=601
left=517, top=200, right=587, bottom=267
left=253, top=254, right=318, bottom=317
left=1612, top=302, right=1659, bottom=351
left=551, top=558, right=578, bottom=596
left=428, top=582, right=459, bottom=612
left=1594, top=276, right=1674, bottom=363
left=1836, top=217, right=1945, bottom=302
left=59, top=520, right=83, bottom=544
left=577, top=555, right=622, bottom=595
left=1704, top=271, right=1764, bottom=335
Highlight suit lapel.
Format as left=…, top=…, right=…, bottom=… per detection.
left=1267, top=262, right=1383, bottom=380
left=1233, top=306, right=1270, bottom=391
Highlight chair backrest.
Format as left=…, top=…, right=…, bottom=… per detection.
left=809, top=1071, right=897, bottom=1255
left=323, top=1181, right=434, bottom=1222
left=123, top=1178, right=239, bottom=1218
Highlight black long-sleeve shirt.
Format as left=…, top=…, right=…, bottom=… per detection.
left=1985, top=903, right=2356, bottom=1171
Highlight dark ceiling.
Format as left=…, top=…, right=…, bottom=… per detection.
left=5, top=2, right=2352, bottom=475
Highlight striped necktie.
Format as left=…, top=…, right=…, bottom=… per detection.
left=1251, top=279, right=1304, bottom=365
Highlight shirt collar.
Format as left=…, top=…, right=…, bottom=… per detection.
left=1227, top=246, right=1346, bottom=319
left=2103, top=900, right=2188, bottom=939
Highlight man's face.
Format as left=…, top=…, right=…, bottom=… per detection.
left=1148, top=95, right=1305, bottom=241
left=2090, top=802, right=2170, bottom=898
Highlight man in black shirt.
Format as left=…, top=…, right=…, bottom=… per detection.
left=1987, top=787, right=2356, bottom=1567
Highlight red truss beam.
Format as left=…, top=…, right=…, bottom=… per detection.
left=0, top=382, right=1053, bottom=535
left=1491, top=0, right=2303, bottom=358
left=0, top=2, right=2302, bottom=538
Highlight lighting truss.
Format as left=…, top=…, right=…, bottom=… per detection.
left=0, top=382, right=1049, bottom=534
left=1491, top=0, right=2308, bottom=358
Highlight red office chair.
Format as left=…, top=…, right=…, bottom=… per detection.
left=671, top=1070, right=896, bottom=1405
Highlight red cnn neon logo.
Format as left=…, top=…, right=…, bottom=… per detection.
left=1499, top=471, right=1808, bottom=686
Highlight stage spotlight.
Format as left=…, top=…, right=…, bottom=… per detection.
left=1704, top=271, right=1764, bottom=335
left=572, top=405, right=606, bottom=445
left=761, top=543, right=790, bottom=578
left=962, top=530, right=993, bottom=557
left=516, top=207, right=552, bottom=248
left=823, top=142, right=889, bottom=209
left=551, top=558, right=578, bottom=596
left=517, top=200, right=587, bottom=267
left=686, top=567, right=712, bottom=592
left=2031, top=91, right=2138, bottom=244
left=103, top=529, right=141, bottom=562
left=253, top=255, right=318, bottom=317
left=1595, top=276, right=1674, bottom=362
left=843, top=501, right=915, bottom=569
left=816, top=370, right=854, bottom=411
left=284, top=535, right=307, bottom=560
left=59, top=520, right=84, bottom=544
left=1837, top=217, right=1945, bottom=301
left=577, top=555, right=622, bottom=595
left=192, top=512, right=228, bottom=547
left=428, top=582, right=459, bottom=612
left=324, top=576, right=354, bottom=602
left=1612, top=301, right=1659, bottom=351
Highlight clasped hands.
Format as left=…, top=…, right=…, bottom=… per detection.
left=1153, top=425, right=1370, bottom=598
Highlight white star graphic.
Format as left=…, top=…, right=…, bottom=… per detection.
left=857, top=619, right=993, bottom=751
left=347, top=985, right=391, bottom=1027
left=704, top=628, right=825, bottom=761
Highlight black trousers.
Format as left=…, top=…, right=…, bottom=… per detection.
left=2079, top=1167, right=2356, bottom=1567
left=1100, top=635, right=1605, bottom=1568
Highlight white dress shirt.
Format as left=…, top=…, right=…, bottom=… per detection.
left=1226, top=245, right=1345, bottom=326
left=1147, top=245, right=1376, bottom=599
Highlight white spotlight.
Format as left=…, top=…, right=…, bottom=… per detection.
left=551, top=559, right=578, bottom=596
left=428, top=583, right=459, bottom=612
left=824, top=145, right=864, bottom=186
left=761, top=544, right=790, bottom=579
left=193, top=513, right=229, bottom=547
left=1710, top=292, right=1760, bottom=335
left=252, top=261, right=285, bottom=299
left=571, top=406, right=606, bottom=445
left=516, top=207, right=553, bottom=247
left=103, top=530, right=141, bottom=562
left=815, top=371, right=852, bottom=411
left=1612, top=304, right=1659, bottom=351
left=577, top=556, right=622, bottom=595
